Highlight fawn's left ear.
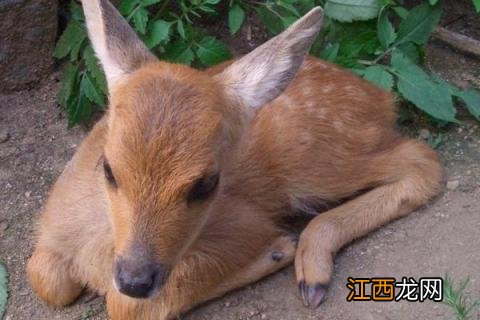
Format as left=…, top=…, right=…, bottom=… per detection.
left=81, top=0, right=157, bottom=91
left=215, top=7, right=324, bottom=109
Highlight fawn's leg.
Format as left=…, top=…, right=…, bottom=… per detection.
left=211, top=235, right=296, bottom=297
left=106, top=234, right=296, bottom=320
left=27, top=247, right=84, bottom=307
left=27, top=120, right=110, bottom=307
left=295, top=139, right=443, bottom=307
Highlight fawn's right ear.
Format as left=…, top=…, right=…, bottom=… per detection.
left=81, top=0, right=156, bottom=91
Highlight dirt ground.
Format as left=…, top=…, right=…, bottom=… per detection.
left=1, top=4, right=480, bottom=320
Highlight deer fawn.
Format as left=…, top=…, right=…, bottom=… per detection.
left=26, top=0, right=443, bottom=319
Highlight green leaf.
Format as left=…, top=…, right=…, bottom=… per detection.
left=334, top=21, right=382, bottom=67
left=320, top=43, right=340, bottom=61
left=132, top=7, right=149, bottom=34
left=362, top=65, right=394, bottom=90
left=255, top=6, right=284, bottom=35
left=324, top=0, right=382, bottom=23
left=67, top=74, right=99, bottom=127
left=228, top=4, right=245, bottom=35
left=163, top=41, right=195, bottom=65
left=396, top=3, right=441, bottom=46
left=70, top=36, right=85, bottom=61
left=69, top=92, right=93, bottom=128
left=429, top=0, right=439, bottom=4
left=53, top=20, right=86, bottom=59
left=474, top=0, right=480, bottom=12
left=58, top=63, right=79, bottom=107
left=280, top=15, right=298, bottom=28
left=145, top=20, right=172, bottom=48
left=392, top=6, right=409, bottom=19
left=0, top=263, right=9, bottom=319
left=377, top=6, right=396, bottom=49
left=82, top=73, right=105, bottom=107
left=177, top=20, right=186, bottom=39
left=397, top=42, right=422, bottom=64
left=195, top=36, right=232, bottom=67
left=119, top=0, right=140, bottom=15
left=70, top=0, right=85, bottom=21
left=141, top=0, right=162, bottom=6
left=83, top=46, right=107, bottom=95
left=455, top=89, right=480, bottom=120
left=391, top=50, right=457, bottom=122
left=277, top=1, right=300, bottom=17
left=198, top=5, right=216, bottom=13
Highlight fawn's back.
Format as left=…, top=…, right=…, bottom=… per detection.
left=214, top=56, right=401, bottom=216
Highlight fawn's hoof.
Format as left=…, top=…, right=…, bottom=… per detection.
left=298, top=281, right=328, bottom=308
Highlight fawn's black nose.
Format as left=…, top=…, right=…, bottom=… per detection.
left=114, top=257, right=168, bottom=299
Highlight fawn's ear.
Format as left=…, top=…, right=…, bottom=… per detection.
left=81, top=0, right=156, bottom=91
left=216, top=7, right=323, bottom=109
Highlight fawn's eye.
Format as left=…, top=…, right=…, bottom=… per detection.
left=187, top=173, right=220, bottom=204
left=103, top=159, right=117, bottom=187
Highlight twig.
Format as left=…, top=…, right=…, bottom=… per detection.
left=432, top=27, right=480, bottom=58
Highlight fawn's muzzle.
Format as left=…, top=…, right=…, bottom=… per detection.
left=114, top=256, right=169, bottom=299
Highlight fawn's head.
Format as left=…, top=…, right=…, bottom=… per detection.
left=82, top=0, right=323, bottom=299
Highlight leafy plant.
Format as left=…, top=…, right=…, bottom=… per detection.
left=325, top=0, right=381, bottom=22
left=319, top=1, right=480, bottom=123
left=472, top=0, right=480, bottom=12
left=443, top=275, right=480, bottom=320
left=0, top=263, right=8, bottom=319
left=55, top=0, right=480, bottom=126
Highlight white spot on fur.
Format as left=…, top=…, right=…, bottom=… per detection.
left=321, top=85, right=335, bottom=94
left=333, top=120, right=344, bottom=131
left=315, top=107, right=327, bottom=120
left=306, top=101, right=318, bottom=110
left=302, top=87, right=315, bottom=97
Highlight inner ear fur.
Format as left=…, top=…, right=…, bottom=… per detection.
left=81, top=0, right=157, bottom=90
left=215, top=7, right=324, bottom=109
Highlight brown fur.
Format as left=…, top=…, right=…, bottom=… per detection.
left=26, top=2, right=443, bottom=319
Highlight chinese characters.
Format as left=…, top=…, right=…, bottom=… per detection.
left=346, top=277, right=443, bottom=302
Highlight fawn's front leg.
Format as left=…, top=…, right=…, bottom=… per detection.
left=106, top=235, right=296, bottom=320
left=27, top=247, right=84, bottom=307
left=295, top=140, right=443, bottom=308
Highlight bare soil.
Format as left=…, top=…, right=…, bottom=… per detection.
left=1, top=6, right=480, bottom=320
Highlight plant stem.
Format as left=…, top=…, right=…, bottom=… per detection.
left=372, top=46, right=394, bottom=64
left=358, top=59, right=375, bottom=66
left=153, top=0, right=172, bottom=19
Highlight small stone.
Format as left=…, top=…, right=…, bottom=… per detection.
left=25, top=191, right=31, bottom=198
left=261, top=314, right=267, bottom=319
left=447, top=180, right=459, bottom=191
left=419, top=129, right=430, bottom=139
left=224, top=301, right=231, bottom=307
left=19, top=289, right=29, bottom=296
left=0, top=221, right=8, bottom=237
left=0, top=128, right=10, bottom=143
